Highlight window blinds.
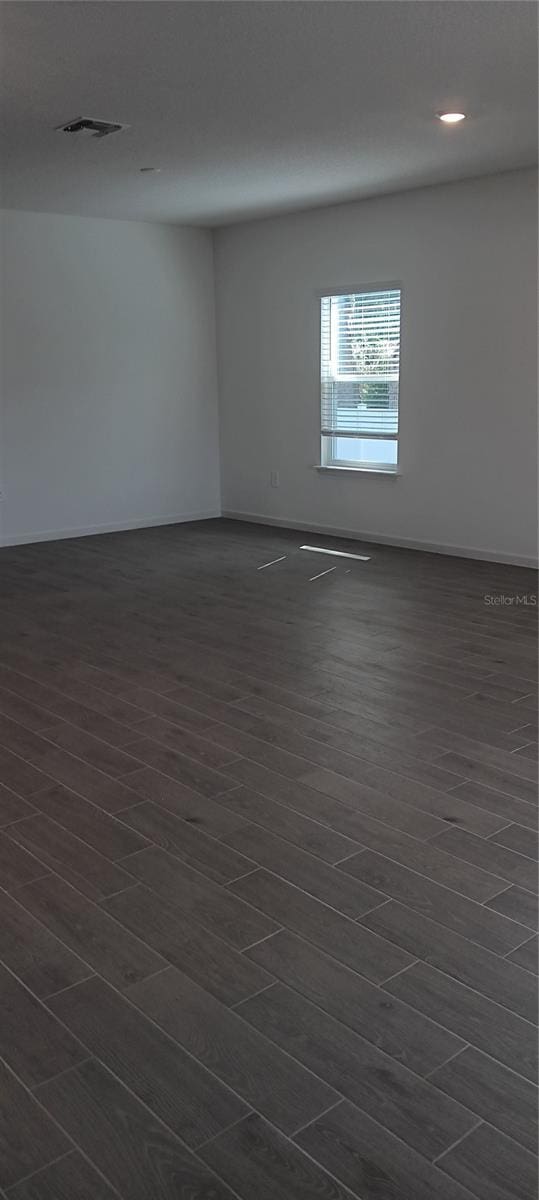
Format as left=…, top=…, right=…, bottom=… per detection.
left=320, top=288, right=401, bottom=438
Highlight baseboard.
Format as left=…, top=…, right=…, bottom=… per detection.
left=221, top=510, right=538, bottom=569
left=0, top=509, right=221, bottom=548
left=2, top=507, right=536, bottom=567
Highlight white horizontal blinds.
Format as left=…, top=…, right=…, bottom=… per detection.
left=321, top=288, right=401, bottom=437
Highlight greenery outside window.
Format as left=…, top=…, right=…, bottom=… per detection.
left=320, top=286, right=401, bottom=472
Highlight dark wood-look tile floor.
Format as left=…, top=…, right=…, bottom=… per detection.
left=0, top=518, right=537, bottom=1200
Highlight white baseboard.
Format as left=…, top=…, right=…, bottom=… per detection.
left=221, top=509, right=538, bottom=569
left=2, top=507, right=536, bottom=567
left=0, top=509, right=221, bottom=548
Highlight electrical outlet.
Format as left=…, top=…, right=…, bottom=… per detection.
left=270, top=470, right=280, bottom=488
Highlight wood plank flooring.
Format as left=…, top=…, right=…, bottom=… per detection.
left=0, top=517, right=537, bottom=1199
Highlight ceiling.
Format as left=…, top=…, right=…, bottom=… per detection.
left=1, top=1, right=537, bottom=227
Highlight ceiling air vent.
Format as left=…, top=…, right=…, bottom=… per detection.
left=56, top=117, right=129, bottom=139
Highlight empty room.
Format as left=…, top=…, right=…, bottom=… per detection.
left=0, top=2, right=537, bottom=1198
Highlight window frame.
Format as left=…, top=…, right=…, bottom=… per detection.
left=317, top=281, right=403, bottom=475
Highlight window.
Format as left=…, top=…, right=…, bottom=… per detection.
left=320, top=285, right=401, bottom=472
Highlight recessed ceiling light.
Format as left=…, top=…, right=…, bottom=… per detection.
left=437, top=112, right=467, bottom=124
left=139, top=166, right=161, bottom=173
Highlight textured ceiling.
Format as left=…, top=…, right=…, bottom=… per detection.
left=1, top=1, right=537, bottom=226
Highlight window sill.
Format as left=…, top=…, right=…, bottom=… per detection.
left=314, top=465, right=401, bottom=477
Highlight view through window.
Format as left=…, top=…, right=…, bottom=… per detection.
left=320, top=286, right=401, bottom=471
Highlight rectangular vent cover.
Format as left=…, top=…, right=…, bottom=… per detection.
left=56, top=117, right=129, bottom=139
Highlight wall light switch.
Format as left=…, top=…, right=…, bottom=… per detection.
left=270, top=471, right=280, bottom=488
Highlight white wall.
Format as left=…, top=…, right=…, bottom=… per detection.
left=0, top=210, right=220, bottom=545
left=214, top=169, right=538, bottom=565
